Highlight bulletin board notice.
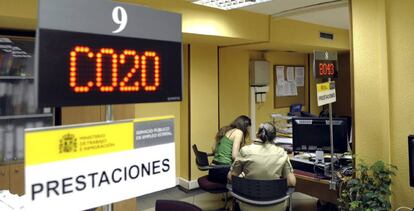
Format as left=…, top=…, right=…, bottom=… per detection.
left=274, top=65, right=307, bottom=108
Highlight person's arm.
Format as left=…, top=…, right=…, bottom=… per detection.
left=228, top=147, right=246, bottom=182
left=286, top=172, right=296, bottom=187
left=231, top=130, right=244, bottom=160
left=283, top=156, right=296, bottom=187
left=227, top=169, right=239, bottom=182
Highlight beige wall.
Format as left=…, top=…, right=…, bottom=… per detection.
left=351, top=0, right=414, bottom=207
left=0, top=0, right=36, bottom=30
left=388, top=0, right=414, bottom=206
left=189, top=44, right=219, bottom=180
left=219, top=49, right=315, bottom=132
left=351, top=0, right=391, bottom=162
left=271, top=19, right=349, bottom=52
left=218, top=47, right=250, bottom=128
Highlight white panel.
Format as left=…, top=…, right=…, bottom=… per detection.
left=288, top=7, right=350, bottom=29
left=241, top=0, right=332, bottom=15
left=25, top=143, right=176, bottom=211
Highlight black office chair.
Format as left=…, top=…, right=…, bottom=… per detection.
left=228, top=176, right=294, bottom=211
left=192, top=145, right=230, bottom=209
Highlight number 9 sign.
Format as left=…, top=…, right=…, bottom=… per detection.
left=112, top=6, right=128, bottom=34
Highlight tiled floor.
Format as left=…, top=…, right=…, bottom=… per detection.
left=136, top=186, right=319, bottom=211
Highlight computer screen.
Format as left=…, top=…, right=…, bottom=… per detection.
left=290, top=104, right=302, bottom=113
left=292, top=117, right=349, bottom=153
left=409, top=135, right=414, bottom=187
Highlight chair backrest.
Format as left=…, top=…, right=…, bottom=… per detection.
left=192, top=144, right=209, bottom=167
left=232, top=176, right=287, bottom=201
left=155, top=200, right=202, bottom=211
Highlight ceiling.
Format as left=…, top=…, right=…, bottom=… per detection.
left=240, top=0, right=350, bottom=29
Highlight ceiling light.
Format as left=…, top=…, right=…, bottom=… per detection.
left=191, top=0, right=272, bottom=10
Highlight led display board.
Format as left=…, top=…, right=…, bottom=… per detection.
left=315, top=60, right=337, bottom=78
left=36, top=0, right=182, bottom=106
left=313, top=51, right=338, bottom=79
left=37, top=29, right=181, bottom=106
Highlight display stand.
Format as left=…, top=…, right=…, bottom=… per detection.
left=104, top=105, right=113, bottom=211
left=327, top=78, right=337, bottom=190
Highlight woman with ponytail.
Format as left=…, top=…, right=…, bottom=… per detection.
left=228, top=122, right=296, bottom=211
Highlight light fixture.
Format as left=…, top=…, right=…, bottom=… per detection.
left=191, top=0, right=272, bottom=10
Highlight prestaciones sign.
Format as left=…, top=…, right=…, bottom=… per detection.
left=25, top=116, right=175, bottom=211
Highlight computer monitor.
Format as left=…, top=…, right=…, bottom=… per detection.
left=290, top=104, right=303, bottom=113
left=292, top=117, right=349, bottom=153
left=409, top=135, right=414, bottom=187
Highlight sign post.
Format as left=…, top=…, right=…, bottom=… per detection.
left=327, top=78, right=336, bottom=190
left=104, top=104, right=114, bottom=211
left=314, top=51, right=338, bottom=190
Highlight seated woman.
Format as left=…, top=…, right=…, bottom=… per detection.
left=228, top=122, right=296, bottom=211
left=208, top=115, right=251, bottom=184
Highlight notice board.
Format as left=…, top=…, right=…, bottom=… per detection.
left=274, top=65, right=307, bottom=108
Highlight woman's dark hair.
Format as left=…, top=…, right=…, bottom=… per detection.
left=257, top=122, right=277, bottom=143
left=215, top=115, right=251, bottom=145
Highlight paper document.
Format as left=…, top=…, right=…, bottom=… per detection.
left=287, top=67, right=294, bottom=81
left=274, top=137, right=293, bottom=145
left=295, top=67, right=305, bottom=86
left=276, top=81, right=285, bottom=96
left=275, top=66, right=285, bottom=85
left=286, top=81, right=298, bottom=96
left=276, top=81, right=298, bottom=96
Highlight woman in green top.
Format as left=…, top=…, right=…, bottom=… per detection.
left=208, top=115, right=251, bottom=184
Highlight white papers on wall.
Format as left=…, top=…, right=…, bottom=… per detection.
left=276, top=82, right=285, bottom=96
left=276, top=81, right=298, bottom=97
left=275, top=65, right=299, bottom=97
left=276, top=66, right=285, bottom=85
left=288, top=81, right=298, bottom=95
left=295, top=67, right=305, bottom=87
left=286, top=67, right=294, bottom=81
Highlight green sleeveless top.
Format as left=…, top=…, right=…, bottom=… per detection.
left=213, top=135, right=234, bottom=165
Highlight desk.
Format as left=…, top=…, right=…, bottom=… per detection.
left=294, top=169, right=338, bottom=204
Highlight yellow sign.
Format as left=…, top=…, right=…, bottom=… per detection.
left=25, top=122, right=133, bottom=166
left=316, top=81, right=336, bottom=106
left=317, top=82, right=332, bottom=92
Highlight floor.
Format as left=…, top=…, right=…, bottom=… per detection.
left=136, top=186, right=320, bottom=211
